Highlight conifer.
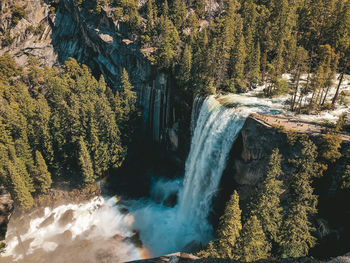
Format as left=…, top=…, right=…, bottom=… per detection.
left=178, top=44, right=192, bottom=85
left=238, top=215, right=271, bottom=262
left=215, top=190, right=242, bottom=259
left=79, top=137, right=96, bottom=185
left=280, top=139, right=319, bottom=258
left=251, top=149, right=284, bottom=244
left=342, top=165, right=350, bottom=189
left=34, top=150, right=52, bottom=193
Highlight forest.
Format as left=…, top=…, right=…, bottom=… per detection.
left=0, top=55, right=138, bottom=210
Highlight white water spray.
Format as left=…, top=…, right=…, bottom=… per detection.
left=1, top=197, right=148, bottom=263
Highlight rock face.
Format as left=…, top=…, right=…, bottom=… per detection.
left=0, top=0, right=57, bottom=66
left=224, top=114, right=350, bottom=199
left=0, top=186, right=14, bottom=241
left=0, top=0, right=177, bottom=146
left=51, top=0, right=176, bottom=145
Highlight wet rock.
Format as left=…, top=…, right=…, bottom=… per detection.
left=52, top=230, right=72, bottom=243
left=58, top=209, right=74, bottom=226
left=0, top=186, right=14, bottom=241
left=39, top=213, right=55, bottom=228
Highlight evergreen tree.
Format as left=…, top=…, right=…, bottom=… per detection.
left=342, top=165, right=350, bottom=190
left=231, top=34, right=247, bottom=92
left=146, top=0, right=156, bottom=34
left=197, top=241, right=218, bottom=258
left=163, top=0, right=169, bottom=17
left=331, top=2, right=350, bottom=106
left=6, top=146, right=34, bottom=210
left=178, top=44, right=192, bottom=86
left=320, top=134, right=342, bottom=164
left=238, top=215, right=271, bottom=262
left=78, top=137, right=96, bottom=185
left=280, top=139, right=319, bottom=258
left=194, top=0, right=205, bottom=19
left=171, top=0, right=186, bottom=30
left=117, top=68, right=137, bottom=144
left=215, top=190, right=242, bottom=259
left=158, top=16, right=179, bottom=69
left=251, top=149, right=284, bottom=244
left=34, top=150, right=52, bottom=193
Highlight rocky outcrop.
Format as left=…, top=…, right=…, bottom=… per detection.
left=228, top=113, right=350, bottom=191
left=0, top=186, right=14, bottom=242
left=0, top=0, right=57, bottom=66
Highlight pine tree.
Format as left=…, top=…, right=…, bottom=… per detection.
left=251, top=149, right=284, bottom=244
left=194, top=0, right=205, bottom=19
left=79, top=137, right=96, bottom=185
left=6, top=153, right=34, bottom=210
left=171, top=0, right=186, bottom=30
left=280, top=139, right=319, bottom=258
left=215, top=190, right=242, bottom=259
left=158, top=16, right=179, bottom=69
left=342, top=165, right=350, bottom=189
left=34, top=150, right=52, bottom=193
left=232, top=34, right=247, bottom=92
left=238, top=215, right=271, bottom=262
left=197, top=241, right=218, bottom=258
left=146, top=0, right=155, bottom=34
left=119, top=68, right=137, bottom=117
left=163, top=0, right=169, bottom=17
left=118, top=68, right=137, bottom=141
left=178, top=44, right=192, bottom=86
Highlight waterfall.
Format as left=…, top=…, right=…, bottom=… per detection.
left=177, top=96, right=250, bottom=241
left=128, top=96, right=253, bottom=256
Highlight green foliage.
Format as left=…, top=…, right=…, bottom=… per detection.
left=2, top=31, right=14, bottom=47
left=238, top=215, right=271, bottom=262
left=215, top=190, right=242, bottom=259
left=177, top=44, right=192, bottom=86
left=157, top=16, right=179, bottom=69
left=197, top=241, right=218, bottom=258
left=280, top=139, right=319, bottom=258
left=0, top=54, right=21, bottom=80
left=251, top=149, right=284, bottom=244
left=7, top=154, right=34, bottom=210
left=0, top=55, right=137, bottom=208
left=79, top=137, right=96, bottom=185
left=320, top=134, right=342, bottom=163
left=342, top=165, right=350, bottom=189
left=34, top=151, right=52, bottom=193
left=11, top=5, right=26, bottom=26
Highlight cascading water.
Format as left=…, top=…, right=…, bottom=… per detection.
left=177, top=96, right=249, bottom=240
left=1, top=94, right=288, bottom=262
